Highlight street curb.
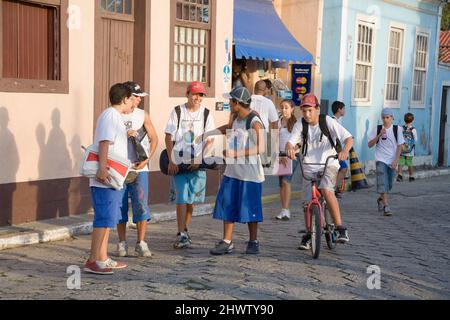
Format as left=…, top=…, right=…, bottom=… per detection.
left=0, top=168, right=449, bottom=251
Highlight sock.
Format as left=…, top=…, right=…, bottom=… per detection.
left=223, top=239, right=231, bottom=244
left=96, top=260, right=108, bottom=268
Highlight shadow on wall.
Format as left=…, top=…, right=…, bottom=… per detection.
left=34, top=108, right=72, bottom=221
left=0, top=107, right=19, bottom=226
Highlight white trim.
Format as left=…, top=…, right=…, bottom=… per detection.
left=382, top=0, right=441, bottom=16
left=337, top=0, right=348, bottom=102
left=351, top=15, right=377, bottom=107
left=410, top=27, right=431, bottom=108
left=383, top=22, right=406, bottom=108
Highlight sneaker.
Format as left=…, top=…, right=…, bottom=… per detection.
left=210, top=240, right=234, bottom=255
left=246, top=240, right=260, bottom=254
left=384, top=206, right=393, bottom=216
left=184, top=229, right=192, bottom=244
left=173, top=232, right=191, bottom=249
left=276, top=209, right=291, bottom=221
left=103, top=258, right=127, bottom=269
left=83, top=260, right=113, bottom=275
left=336, top=227, right=350, bottom=243
left=298, top=234, right=311, bottom=250
left=135, top=241, right=152, bottom=257
left=397, top=175, right=403, bottom=182
left=335, top=191, right=342, bottom=199
left=377, top=198, right=384, bottom=212
left=409, top=177, right=415, bottom=182
left=117, top=241, right=128, bottom=257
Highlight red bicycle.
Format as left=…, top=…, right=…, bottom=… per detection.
left=298, top=154, right=339, bottom=259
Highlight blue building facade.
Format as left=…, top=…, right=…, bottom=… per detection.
left=433, top=63, right=450, bottom=166
left=320, top=0, right=446, bottom=168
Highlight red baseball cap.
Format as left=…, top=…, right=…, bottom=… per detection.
left=300, top=93, right=319, bottom=108
left=188, top=81, right=207, bottom=95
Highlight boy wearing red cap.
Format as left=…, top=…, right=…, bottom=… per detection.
left=164, top=81, right=215, bottom=249
left=286, top=94, right=353, bottom=250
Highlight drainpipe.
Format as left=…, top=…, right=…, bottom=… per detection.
left=431, top=2, right=444, bottom=164
left=338, top=0, right=349, bottom=102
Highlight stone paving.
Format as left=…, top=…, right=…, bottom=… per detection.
left=1, top=175, right=450, bottom=300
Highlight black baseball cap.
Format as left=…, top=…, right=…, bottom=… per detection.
left=123, top=81, right=149, bottom=97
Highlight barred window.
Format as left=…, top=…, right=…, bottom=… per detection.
left=171, top=0, right=214, bottom=97
left=412, top=33, right=429, bottom=105
left=354, top=21, right=375, bottom=102
left=385, top=27, right=404, bottom=104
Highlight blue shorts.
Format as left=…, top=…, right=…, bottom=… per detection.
left=90, top=187, right=123, bottom=228
left=119, top=172, right=151, bottom=224
left=376, top=161, right=396, bottom=194
left=173, top=170, right=207, bottom=204
left=339, top=160, right=348, bottom=170
left=279, top=158, right=300, bottom=187
left=213, top=176, right=263, bottom=224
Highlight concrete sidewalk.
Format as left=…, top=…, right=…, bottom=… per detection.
left=1, top=167, right=449, bottom=251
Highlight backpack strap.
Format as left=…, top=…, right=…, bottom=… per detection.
left=393, top=125, right=398, bottom=143
left=377, top=125, right=382, bottom=143
left=301, top=118, right=309, bottom=157
left=175, top=105, right=182, bottom=130
left=203, top=108, right=210, bottom=131
left=319, top=115, right=342, bottom=153
left=245, top=111, right=265, bottom=130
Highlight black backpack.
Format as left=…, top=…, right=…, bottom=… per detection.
left=301, top=115, right=342, bottom=157
left=376, top=125, right=398, bottom=143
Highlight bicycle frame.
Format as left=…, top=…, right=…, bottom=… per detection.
left=297, top=154, right=338, bottom=232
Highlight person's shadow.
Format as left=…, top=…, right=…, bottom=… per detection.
left=0, top=107, right=19, bottom=226
left=35, top=109, right=72, bottom=221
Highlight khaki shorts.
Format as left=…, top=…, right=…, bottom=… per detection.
left=302, top=166, right=339, bottom=201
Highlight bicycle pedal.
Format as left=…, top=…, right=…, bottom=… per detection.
left=298, top=229, right=307, bottom=234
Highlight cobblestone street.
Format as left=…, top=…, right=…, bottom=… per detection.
left=1, top=176, right=450, bottom=300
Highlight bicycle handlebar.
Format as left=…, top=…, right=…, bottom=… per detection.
left=296, top=154, right=339, bottom=182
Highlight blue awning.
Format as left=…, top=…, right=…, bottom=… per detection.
left=234, top=0, right=314, bottom=63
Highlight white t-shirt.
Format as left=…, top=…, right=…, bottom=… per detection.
left=369, top=125, right=404, bottom=166
left=224, top=115, right=265, bottom=183
left=278, top=118, right=298, bottom=153
left=164, top=104, right=215, bottom=161
left=90, top=107, right=128, bottom=188
left=250, top=95, right=278, bottom=130
left=288, top=116, right=352, bottom=175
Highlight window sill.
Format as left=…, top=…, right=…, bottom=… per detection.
left=0, top=78, right=69, bottom=94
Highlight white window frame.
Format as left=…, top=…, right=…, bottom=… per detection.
left=411, top=27, right=431, bottom=108
left=352, top=15, right=377, bottom=107
left=384, top=23, right=406, bottom=108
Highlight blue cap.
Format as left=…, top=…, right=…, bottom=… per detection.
left=382, top=108, right=394, bottom=117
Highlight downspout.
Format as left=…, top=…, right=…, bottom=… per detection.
left=431, top=2, right=444, bottom=164
left=338, top=0, right=349, bottom=101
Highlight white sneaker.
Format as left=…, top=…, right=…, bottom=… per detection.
left=117, top=241, right=128, bottom=257
left=276, top=209, right=290, bottom=221
left=135, top=241, right=152, bottom=257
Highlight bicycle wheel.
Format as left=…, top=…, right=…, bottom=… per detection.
left=324, top=204, right=337, bottom=250
left=310, top=204, right=322, bottom=259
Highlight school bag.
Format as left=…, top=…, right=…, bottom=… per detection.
left=301, top=115, right=342, bottom=157
left=243, top=111, right=270, bottom=167
left=401, top=125, right=415, bottom=155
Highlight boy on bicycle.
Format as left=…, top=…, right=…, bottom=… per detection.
left=285, top=94, right=353, bottom=250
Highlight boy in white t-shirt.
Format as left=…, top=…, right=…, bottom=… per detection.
left=84, top=83, right=133, bottom=275
left=286, top=94, right=353, bottom=250
left=368, top=108, right=404, bottom=216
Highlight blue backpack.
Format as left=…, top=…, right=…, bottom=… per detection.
left=402, top=125, right=415, bottom=155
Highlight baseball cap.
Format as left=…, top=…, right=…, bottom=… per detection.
left=188, top=81, right=207, bottom=95
left=300, top=93, right=319, bottom=108
left=123, top=81, right=149, bottom=97
left=223, top=86, right=252, bottom=105
left=381, top=108, right=394, bottom=117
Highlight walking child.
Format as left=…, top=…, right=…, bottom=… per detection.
left=368, top=108, right=404, bottom=216
left=397, top=113, right=417, bottom=182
